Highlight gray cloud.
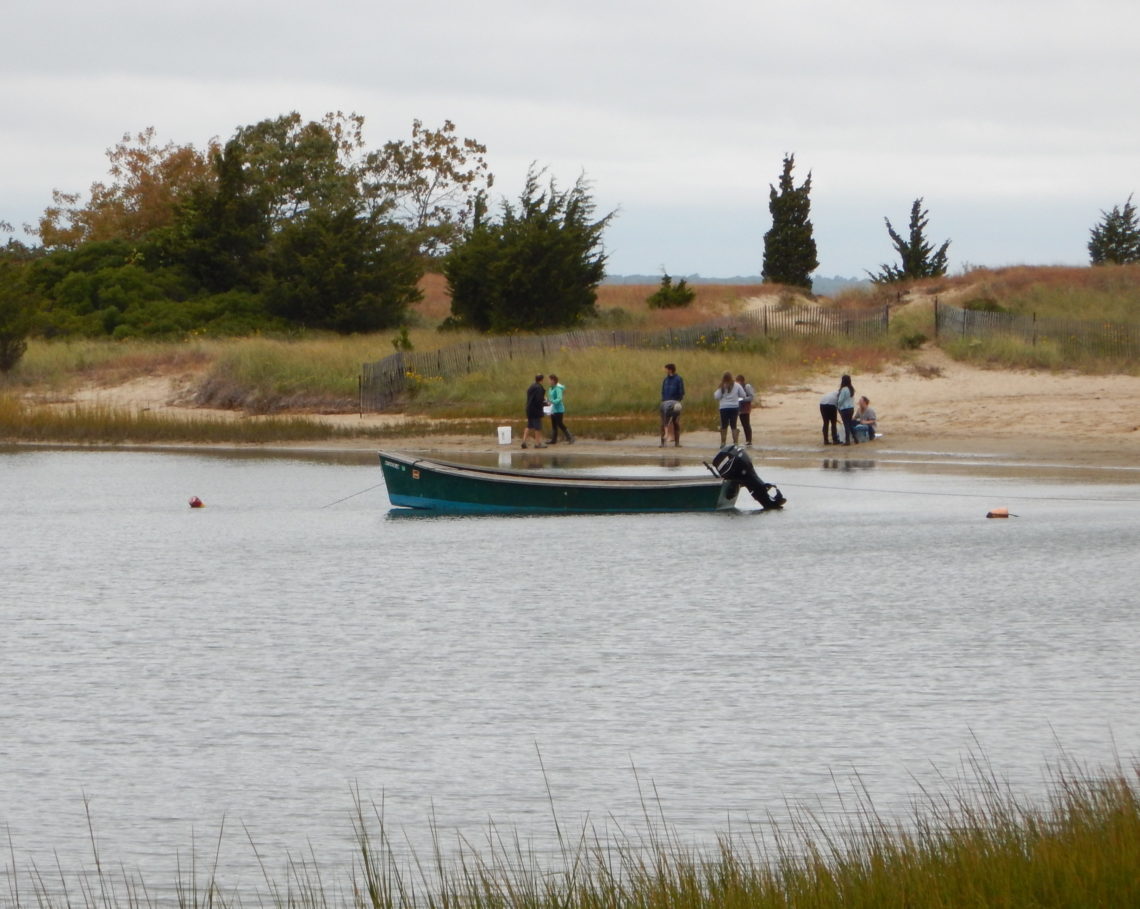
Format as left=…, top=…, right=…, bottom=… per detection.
left=4, top=0, right=1138, bottom=275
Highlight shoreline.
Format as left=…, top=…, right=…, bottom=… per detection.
left=9, top=347, right=1139, bottom=475
left=10, top=432, right=1138, bottom=486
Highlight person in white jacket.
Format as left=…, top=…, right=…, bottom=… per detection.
left=714, top=371, right=746, bottom=446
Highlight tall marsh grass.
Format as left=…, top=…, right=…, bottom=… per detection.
left=8, top=337, right=218, bottom=390
left=0, top=397, right=466, bottom=445
left=6, top=757, right=1139, bottom=908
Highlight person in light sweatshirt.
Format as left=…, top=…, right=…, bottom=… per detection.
left=836, top=374, right=858, bottom=445
left=714, top=371, right=746, bottom=446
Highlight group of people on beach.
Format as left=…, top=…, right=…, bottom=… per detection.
left=521, top=364, right=876, bottom=449
left=818, top=374, right=877, bottom=445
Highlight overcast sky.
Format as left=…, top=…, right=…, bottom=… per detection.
left=4, top=0, right=1138, bottom=278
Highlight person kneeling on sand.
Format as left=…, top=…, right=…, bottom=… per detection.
left=853, top=395, right=877, bottom=442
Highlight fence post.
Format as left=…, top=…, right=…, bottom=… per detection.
left=933, top=300, right=939, bottom=339
left=1032, top=313, right=1037, bottom=347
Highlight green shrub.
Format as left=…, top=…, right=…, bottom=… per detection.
left=647, top=273, right=696, bottom=309
left=963, top=297, right=1007, bottom=313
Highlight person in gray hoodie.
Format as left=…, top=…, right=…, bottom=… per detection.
left=819, top=388, right=840, bottom=444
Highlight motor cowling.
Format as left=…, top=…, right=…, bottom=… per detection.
left=711, top=445, right=786, bottom=509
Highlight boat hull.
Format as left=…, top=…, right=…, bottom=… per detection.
left=380, top=452, right=738, bottom=514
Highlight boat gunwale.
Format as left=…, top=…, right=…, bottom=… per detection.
left=379, top=451, right=727, bottom=491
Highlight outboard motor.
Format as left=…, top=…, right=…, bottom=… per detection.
left=711, top=445, right=786, bottom=509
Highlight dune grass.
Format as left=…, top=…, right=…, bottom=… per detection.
left=952, top=264, right=1140, bottom=323
left=939, top=333, right=1140, bottom=375
left=7, top=756, right=1139, bottom=908
left=7, top=337, right=218, bottom=391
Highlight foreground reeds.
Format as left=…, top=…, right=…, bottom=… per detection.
left=6, top=757, right=1140, bottom=908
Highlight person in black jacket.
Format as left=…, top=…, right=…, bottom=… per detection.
left=522, top=374, right=548, bottom=449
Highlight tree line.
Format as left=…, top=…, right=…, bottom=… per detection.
left=2, top=121, right=1138, bottom=374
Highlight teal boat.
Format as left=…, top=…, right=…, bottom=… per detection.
left=381, top=451, right=740, bottom=514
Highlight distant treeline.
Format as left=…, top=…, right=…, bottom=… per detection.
left=605, top=274, right=868, bottom=294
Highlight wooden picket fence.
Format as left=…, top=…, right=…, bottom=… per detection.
left=934, top=301, right=1140, bottom=358
left=359, top=304, right=890, bottom=411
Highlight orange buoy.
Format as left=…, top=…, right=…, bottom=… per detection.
left=986, top=507, right=1009, bottom=518
left=188, top=496, right=205, bottom=508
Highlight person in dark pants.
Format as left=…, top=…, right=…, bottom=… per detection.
left=836, top=374, right=858, bottom=445
left=819, top=389, right=840, bottom=444
left=660, top=362, right=685, bottom=447
left=736, top=374, right=755, bottom=446
left=521, top=373, right=547, bottom=449
left=546, top=374, right=573, bottom=443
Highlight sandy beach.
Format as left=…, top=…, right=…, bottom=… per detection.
left=51, top=346, right=1140, bottom=473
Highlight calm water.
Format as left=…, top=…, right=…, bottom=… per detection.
left=1, top=446, right=1138, bottom=895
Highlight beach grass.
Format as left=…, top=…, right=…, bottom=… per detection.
left=0, top=396, right=481, bottom=445
left=953, top=263, right=1140, bottom=323
left=6, top=756, right=1139, bottom=908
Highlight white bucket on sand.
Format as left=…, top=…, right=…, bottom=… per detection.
left=497, top=425, right=512, bottom=445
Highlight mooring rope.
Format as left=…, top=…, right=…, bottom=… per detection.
left=320, top=481, right=387, bottom=508
left=775, top=480, right=1140, bottom=503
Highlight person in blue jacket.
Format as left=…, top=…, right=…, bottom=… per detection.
left=660, top=362, right=685, bottom=447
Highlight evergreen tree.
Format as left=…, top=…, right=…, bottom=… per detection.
left=262, top=205, right=422, bottom=333
left=1088, top=194, right=1140, bottom=265
left=646, top=272, right=695, bottom=309
left=762, top=154, right=818, bottom=290
left=444, top=168, right=612, bottom=332
left=870, top=198, right=950, bottom=283
left=178, top=139, right=272, bottom=293
left=0, top=242, right=38, bottom=372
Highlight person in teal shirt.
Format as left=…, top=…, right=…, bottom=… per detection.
left=547, top=374, right=574, bottom=444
